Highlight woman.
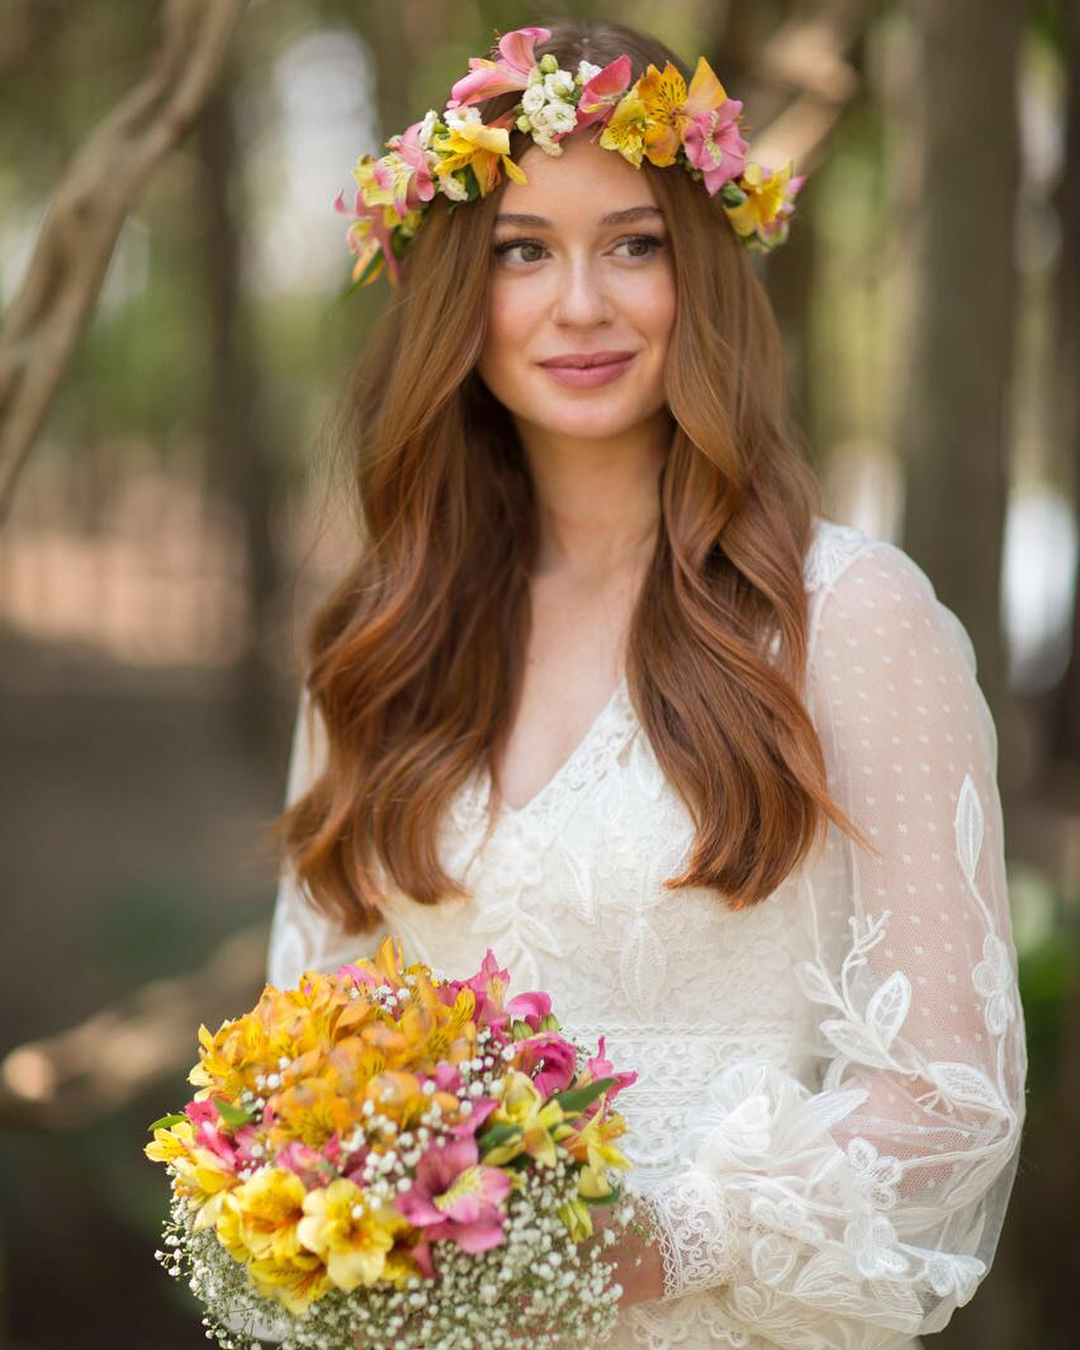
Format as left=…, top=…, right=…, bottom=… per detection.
left=268, top=19, right=1026, bottom=1350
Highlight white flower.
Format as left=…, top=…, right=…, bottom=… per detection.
left=543, top=69, right=575, bottom=101
left=418, top=108, right=439, bottom=148
left=444, top=105, right=482, bottom=131
left=532, top=100, right=577, bottom=136
left=521, top=84, right=547, bottom=117
left=439, top=172, right=468, bottom=202
left=577, top=59, right=603, bottom=85
left=526, top=64, right=545, bottom=87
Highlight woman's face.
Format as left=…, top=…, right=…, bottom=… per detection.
left=477, top=131, right=677, bottom=442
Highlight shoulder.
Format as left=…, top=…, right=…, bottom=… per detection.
left=804, top=515, right=978, bottom=679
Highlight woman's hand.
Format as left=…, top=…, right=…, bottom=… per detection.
left=584, top=1200, right=666, bottom=1307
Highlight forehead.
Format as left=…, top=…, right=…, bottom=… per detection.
left=497, top=132, right=661, bottom=222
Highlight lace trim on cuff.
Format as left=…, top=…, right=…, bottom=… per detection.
left=644, top=1170, right=737, bottom=1301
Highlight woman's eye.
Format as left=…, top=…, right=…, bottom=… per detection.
left=614, top=234, right=665, bottom=258
left=491, top=234, right=666, bottom=265
left=492, top=238, right=547, bottom=264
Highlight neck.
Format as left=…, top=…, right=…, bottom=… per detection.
left=516, top=410, right=670, bottom=581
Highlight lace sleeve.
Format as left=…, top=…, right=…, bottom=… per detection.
left=266, top=684, right=385, bottom=987
left=640, top=539, right=1027, bottom=1346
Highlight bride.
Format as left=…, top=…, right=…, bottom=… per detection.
left=266, top=19, right=1026, bottom=1350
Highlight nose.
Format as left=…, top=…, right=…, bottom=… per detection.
left=550, top=252, right=615, bottom=328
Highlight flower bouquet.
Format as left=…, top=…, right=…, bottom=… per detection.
left=146, top=936, right=641, bottom=1349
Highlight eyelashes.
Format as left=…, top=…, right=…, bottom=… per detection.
left=491, top=234, right=667, bottom=264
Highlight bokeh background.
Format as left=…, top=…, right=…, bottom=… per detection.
left=1, top=0, right=1077, bottom=1346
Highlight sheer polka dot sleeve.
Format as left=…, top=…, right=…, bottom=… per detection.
left=639, top=539, right=1027, bottom=1346
left=265, top=685, right=384, bottom=987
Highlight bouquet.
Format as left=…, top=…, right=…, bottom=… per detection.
left=146, top=936, right=643, bottom=1349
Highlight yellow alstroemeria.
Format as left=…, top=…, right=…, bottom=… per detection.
left=636, top=56, right=730, bottom=167
left=556, top=1195, right=594, bottom=1242
left=483, top=1070, right=566, bottom=1167
left=431, top=121, right=527, bottom=196
left=248, top=1249, right=333, bottom=1315
left=724, top=161, right=794, bottom=239
left=599, top=90, right=649, bottom=167
left=170, top=1146, right=240, bottom=1232
left=227, top=1167, right=308, bottom=1264
left=144, top=1119, right=195, bottom=1165
left=296, top=1177, right=407, bottom=1292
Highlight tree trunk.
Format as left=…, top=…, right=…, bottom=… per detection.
left=1051, top=0, right=1080, bottom=766
left=895, top=0, right=1027, bottom=786
left=195, top=71, right=282, bottom=745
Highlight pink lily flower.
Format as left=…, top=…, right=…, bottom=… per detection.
left=682, top=100, right=749, bottom=195
left=576, top=54, right=633, bottom=133
left=185, top=1099, right=239, bottom=1169
left=394, top=1137, right=510, bottom=1253
left=580, top=1035, right=639, bottom=1118
left=277, top=1139, right=339, bottom=1188
left=506, top=990, right=552, bottom=1030
left=447, top=26, right=551, bottom=108
left=332, top=188, right=400, bottom=286
left=513, top=1030, right=577, bottom=1097
left=448, top=1096, right=499, bottom=1139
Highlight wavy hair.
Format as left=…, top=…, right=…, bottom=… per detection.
left=270, top=17, right=877, bottom=935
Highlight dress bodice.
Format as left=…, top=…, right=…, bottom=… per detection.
left=266, top=516, right=1024, bottom=1350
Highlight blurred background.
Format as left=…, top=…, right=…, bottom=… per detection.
left=0, top=0, right=1077, bottom=1345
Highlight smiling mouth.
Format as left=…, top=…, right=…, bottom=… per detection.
left=538, top=352, right=637, bottom=370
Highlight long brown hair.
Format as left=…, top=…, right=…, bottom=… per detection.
left=271, top=17, right=877, bottom=935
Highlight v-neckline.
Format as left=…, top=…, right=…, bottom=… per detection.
left=489, top=670, right=630, bottom=821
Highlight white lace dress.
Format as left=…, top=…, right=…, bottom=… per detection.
left=267, top=516, right=1026, bottom=1350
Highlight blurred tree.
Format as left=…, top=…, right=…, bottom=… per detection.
left=196, top=66, right=285, bottom=739
left=0, top=0, right=250, bottom=523
left=895, top=0, right=1029, bottom=783
left=1052, top=0, right=1080, bottom=766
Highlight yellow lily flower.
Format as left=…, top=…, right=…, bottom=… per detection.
left=432, top=120, right=527, bottom=196
left=484, top=1070, right=566, bottom=1167
left=599, top=90, right=649, bottom=166
left=248, top=1249, right=332, bottom=1315
left=144, top=1119, right=195, bottom=1165
left=724, top=161, right=794, bottom=239
left=227, top=1167, right=307, bottom=1264
left=557, top=1195, right=594, bottom=1242
left=637, top=57, right=730, bottom=166
left=296, top=1178, right=407, bottom=1292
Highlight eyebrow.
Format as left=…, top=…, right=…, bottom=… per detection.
left=493, top=205, right=664, bottom=228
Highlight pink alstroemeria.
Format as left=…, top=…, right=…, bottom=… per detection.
left=394, top=1137, right=510, bottom=1253
left=447, top=26, right=551, bottom=108
left=514, top=1031, right=577, bottom=1097
left=575, top=54, right=633, bottom=133
left=580, top=1034, right=638, bottom=1118
left=332, top=188, right=400, bottom=286
left=185, top=1099, right=239, bottom=1170
left=506, top=990, right=552, bottom=1030
left=373, top=122, right=437, bottom=218
left=682, top=100, right=749, bottom=195
left=443, top=949, right=511, bottom=1036
left=277, top=1139, right=339, bottom=1188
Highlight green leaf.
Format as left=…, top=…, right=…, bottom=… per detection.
left=551, top=1077, right=616, bottom=1115
left=582, top=1185, right=623, bottom=1207
left=214, top=1099, right=254, bottom=1130
left=147, top=1113, right=187, bottom=1132
left=477, top=1122, right=522, bottom=1153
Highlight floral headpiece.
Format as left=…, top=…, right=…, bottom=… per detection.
left=335, top=26, right=806, bottom=290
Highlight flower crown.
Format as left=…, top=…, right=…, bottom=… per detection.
left=335, top=25, right=806, bottom=290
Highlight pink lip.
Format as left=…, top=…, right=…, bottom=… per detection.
left=538, top=350, right=637, bottom=389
